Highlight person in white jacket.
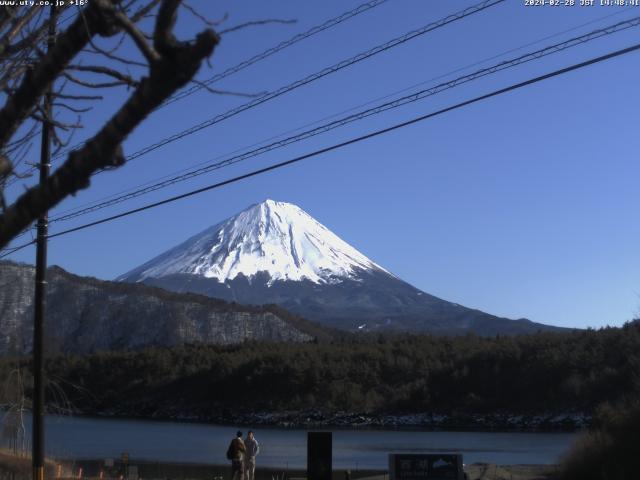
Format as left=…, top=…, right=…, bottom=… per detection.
left=244, top=431, right=260, bottom=480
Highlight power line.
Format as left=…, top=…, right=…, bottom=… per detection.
left=41, top=41, right=640, bottom=243
left=0, top=240, right=35, bottom=259
left=46, top=6, right=638, bottom=223
left=0, top=8, right=73, bottom=258
left=47, top=0, right=391, bottom=163
left=7, top=0, right=390, bottom=184
left=2, top=8, right=80, bottom=187
left=161, top=0, right=390, bottom=108
left=122, top=0, right=505, bottom=163
left=3, top=9, right=636, bottom=248
left=1, top=0, right=501, bottom=215
left=51, top=0, right=506, bottom=166
left=47, top=15, right=640, bottom=224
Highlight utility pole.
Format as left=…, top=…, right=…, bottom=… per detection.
left=33, top=6, right=56, bottom=480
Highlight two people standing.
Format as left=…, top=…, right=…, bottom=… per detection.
left=244, top=431, right=260, bottom=480
left=227, top=430, right=260, bottom=480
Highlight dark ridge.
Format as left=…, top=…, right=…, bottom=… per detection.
left=0, top=261, right=345, bottom=352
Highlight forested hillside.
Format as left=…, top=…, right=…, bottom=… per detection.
left=2, top=321, right=638, bottom=428
left=0, top=261, right=336, bottom=355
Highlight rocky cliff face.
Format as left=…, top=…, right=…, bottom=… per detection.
left=0, top=261, right=315, bottom=355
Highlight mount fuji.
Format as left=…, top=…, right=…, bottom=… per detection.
left=118, top=200, right=561, bottom=335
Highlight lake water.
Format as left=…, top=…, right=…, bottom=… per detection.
left=2, top=415, right=579, bottom=469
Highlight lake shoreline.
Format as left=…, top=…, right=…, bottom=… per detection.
left=0, top=407, right=589, bottom=432
left=79, top=409, right=590, bottom=433
left=1, top=413, right=576, bottom=469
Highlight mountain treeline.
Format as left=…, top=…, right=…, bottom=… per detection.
left=2, top=321, right=640, bottom=420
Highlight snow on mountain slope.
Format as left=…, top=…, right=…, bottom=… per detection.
left=119, top=199, right=391, bottom=285
left=118, top=200, right=566, bottom=335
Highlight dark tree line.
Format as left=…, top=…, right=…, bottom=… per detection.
left=2, top=320, right=639, bottom=419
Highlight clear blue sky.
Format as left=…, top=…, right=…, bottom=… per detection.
left=5, top=0, right=640, bottom=329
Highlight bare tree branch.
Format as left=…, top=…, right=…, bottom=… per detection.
left=0, top=7, right=18, bottom=33
left=154, top=0, right=181, bottom=52
left=30, top=111, right=80, bottom=131
left=1, top=20, right=49, bottom=61
left=51, top=116, right=82, bottom=150
left=219, top=18, right=296, bottom=36
left=0, top=1, right=219, bottom=248
left=52, top=102, right=92, bottom=114
left=67, top=64, right=139, bottom=87
left=189, top=77, right=267, bottom=98
left=0, top=153, right=11, bottom=181
left=0, top=0, right=124, bottom=149
left=83, top=41, right=148, bottom=67
left=113, top=10, right=160, bottom=63
left=0, top=7, right=40, bottom=58
left=53, top=92, right=104, bottom=101
left=4, top=122, right=39, bottom=153
left=182, top=1, right=225, bottom=27
left=62, top=70, right=131, bottom=89
left=130, top=0, right=162, bottom=23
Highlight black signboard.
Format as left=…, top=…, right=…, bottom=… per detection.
left=308, top=432, right=332, bottom=480
left=389, top=454, right=464, bottom=480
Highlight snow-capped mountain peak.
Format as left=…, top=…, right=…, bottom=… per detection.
left=119, top=199, right=390, bottom=285
left=117, top=200, right=561, bottom=335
